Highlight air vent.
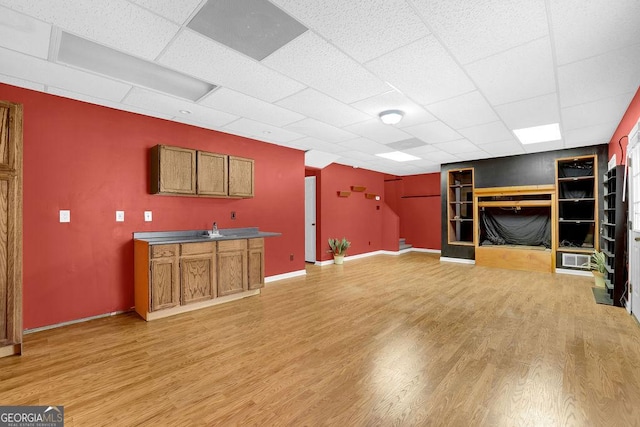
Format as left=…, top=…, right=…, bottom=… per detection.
left=561, top=253, right=590, bottom=269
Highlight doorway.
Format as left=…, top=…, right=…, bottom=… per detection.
left=305, top=176, right=316, bottom=263
left=629, top=127, right=640, bottom=322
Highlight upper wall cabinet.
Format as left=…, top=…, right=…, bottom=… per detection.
left=150, top=145, right=254, bottom=198
left=197, top=151, right=228, bottom=197
left=229, top=156, right=254, bottom=198
left=150, top=145, right=197, bottom=195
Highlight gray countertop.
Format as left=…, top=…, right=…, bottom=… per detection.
left=133, top=227, right=281, bottom=245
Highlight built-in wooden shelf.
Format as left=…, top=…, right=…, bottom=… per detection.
left=351, top=186, right=366, bottom=192
left=364, top=193, right=377, bottom=199
left=337, top=191, right=351, bottom=197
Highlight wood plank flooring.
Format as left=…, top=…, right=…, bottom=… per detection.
left=2, top=253, right=640, bottom=426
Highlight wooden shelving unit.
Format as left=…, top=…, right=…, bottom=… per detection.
left=447, top=169, right=474, bottom=245
left=602, top=165, right=627, bottom=306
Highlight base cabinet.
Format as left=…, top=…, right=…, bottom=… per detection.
left=217, top=240, right=248, bottom=296
left=134, top=237, right=264, bottom=320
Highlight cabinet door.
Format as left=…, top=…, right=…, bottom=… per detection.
left=248, top=238, right=264, bottom=290
left=150, top=258, right=179, bottom=311
left=151, top=145, right=196, bottom=194
left=228, top=156, right=254, bottom=198
left=217, top=250, right=248, bottom=296
left=181, top=255, right=215, bottom=304
left=197, top=151, right=228, bottom=196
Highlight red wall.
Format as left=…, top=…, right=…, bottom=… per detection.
left=609, top=87, right=640, bottom=163
left=0, top=83, right=305, bottom=329
left=317, top=164, right=387, bottom=261
left=384, top=173, right=441, bottom=250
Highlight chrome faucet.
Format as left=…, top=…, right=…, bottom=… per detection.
left=212, top=222, right=218, bottom=233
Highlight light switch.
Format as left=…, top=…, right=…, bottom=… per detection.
left=144, top=211, right=152, bottom=222
left=59, top=210, right=70, bottom=223
left=116, top=211, right=125, bottom=222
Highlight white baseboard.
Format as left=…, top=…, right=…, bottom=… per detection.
left=24, top=309, right=131, bottom=334
left=265, top=269, right=306, bottom=283
left=439, top=256, right=475, bottom=265
left=316, top=247, right=442, bottom=264
left=555, top=268, right=593, bottom=277
left=411, top=248, right=441, bottom=254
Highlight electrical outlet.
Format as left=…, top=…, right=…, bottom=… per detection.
left=116, top=211, right=125, bottom=222
left=144, top=211, right=152, bottom=222
left=231, top=211, right=236, bottom=220
left=290, top=254, right=294, bottom=261
left=59, top=210, right=70, bottom=223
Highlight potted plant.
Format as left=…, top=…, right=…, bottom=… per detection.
left=589, top=250, right=607, bottom=288
left=328, top=237, right=351, bottom=265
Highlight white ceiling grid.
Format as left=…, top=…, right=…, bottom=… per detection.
left=0, top=0, right=637, bottom=176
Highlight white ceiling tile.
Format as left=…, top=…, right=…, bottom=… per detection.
left=350, top=91, right=438, bottom=128
left=383, top=164, right=425, bottom=176
left=403, top=144, right=440, bottom=157
left=465, top=37, right=555, bottom=105
left=290, top=137, right=350, bottom=153
left=336, top=158, right=377, bottom=169
left=455, top=150, right=493, bottom=162
left=426, top=91, right=499, bottom=129
left=494, top=93, right=560, bottom=129
left=305, top=150, right=341, bottom=169
left=458, top=121, right=515, bottom=145
left=338, top=137, right=393, bottom=154
left=337, top=150, right=379, bottom=162
left=343, top=119, right=412, bottom=144
left=0, top=0, right=179, bottom=60
left=0, top=47, right=131, bottom=102
left=263, top=32, right=389, bottom=103
left=0, top=73, right=45, bottom=91
left=479, top=140, right=526, bottom=156
left=159, top=30, right=306, bottom=102
left=200, top=87, right=304, bottom=127
left=128, top=0, right=202, bottom=24
left=550, top=0, right=640, bottom=65
left=272, top=0, right=429, bottom=62
left=366, top=36, right=476, bottom=105
left=434, top=139, right=481, bottom=155
left=47, top=86, right=178, bottom=119
left=276, top=88, right=371, bottom=127
left=224, top=117, right=305, bottom=143
left=412, top=0, right=548, bottom=64
left=412, top=149, right=458, bottom=164
left=403, top=121, right=462, bottom=144
left=0, top=6, right=50, bottom=58
left=558, top=43, right=640, bottom=108
left=563, top=123, right=615, bottom=148
left=521, top=140, right=565, bottom=154
left=124, top=87, right=238, bottom=127
left=561, top=92, right=636, bottom=131
left=284, top=118, right=357, bottom=143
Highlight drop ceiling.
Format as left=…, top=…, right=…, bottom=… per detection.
left=0, top=0, right=638, bottom=175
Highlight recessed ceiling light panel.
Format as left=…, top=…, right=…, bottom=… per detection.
left=188, top=0, right=308, bottom=61
left=513, top=123, right=562, bottom=145
left=376, top=151, right=420, bottom=162
left=57, top=32, right=215, bottom=101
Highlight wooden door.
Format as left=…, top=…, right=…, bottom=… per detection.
left=228, top=156, right=254, bottom=197
left=150, top=258, right=179, bottom=311
left=248, top=239, right=264, bottom=290
left=0, top=101, right=22, bottom=356
left=181, top=255, right=215, bottom=304
left=197, top=151, right=228, bottom=196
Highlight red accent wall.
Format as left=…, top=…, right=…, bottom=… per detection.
left=1, top=83, right=305, bottom=329
left=316, top=164, right=386, bottom=261
left=609, top=87, right=640, bottom=163
left=384, top=173, right=441, bottom=250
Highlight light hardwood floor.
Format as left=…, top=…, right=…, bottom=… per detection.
left=2, top=253, right=640, bottom=426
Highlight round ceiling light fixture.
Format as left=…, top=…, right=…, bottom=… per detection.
left=379, top=109, right=404, bottom=125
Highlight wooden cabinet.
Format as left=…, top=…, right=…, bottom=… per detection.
left=180, top=242, right=216, bottom=304
left=248, top=238, right=265, bottom=290
left=602, top=165, right=627, bottom=306
left=150, top=145, right=196, bottom=195
left=0, top=101, right=22, bottom=358
left=197, top=151, right=228, bottom=196
left=228, top=156, right=254, bottom=197
left=447, top=168, right=474, bottom=245
left=217, top=239, right=248, bottom=296
left=150, top=244, right=179, bottom=311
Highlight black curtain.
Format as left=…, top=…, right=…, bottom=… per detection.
left=481, top=207, right=551, bottom=248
